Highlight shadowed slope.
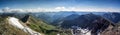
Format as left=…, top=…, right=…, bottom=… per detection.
left=61, top=13, right=115, bottom=35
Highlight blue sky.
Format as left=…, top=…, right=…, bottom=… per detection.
left=0, top=0, right=120, bottom=12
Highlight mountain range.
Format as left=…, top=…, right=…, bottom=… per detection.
left=0, top=11, right=120, bottom=35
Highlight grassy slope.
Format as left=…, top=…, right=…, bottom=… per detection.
left=0, top=17, right=29, bottom=35
left=26, top=15, right=72, bottom=35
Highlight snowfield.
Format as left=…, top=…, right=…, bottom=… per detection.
left=8, top=17, right=41, bottom=35
left=8, top=17, right=24, bottom=29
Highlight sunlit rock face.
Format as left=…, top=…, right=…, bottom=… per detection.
left=77, top=28, right=91, bottom=35
left=100, top=25, right=120, bottom=35
left=80, top=29, right=91, bottom=35
left=71, top=26, right=100, bottom=35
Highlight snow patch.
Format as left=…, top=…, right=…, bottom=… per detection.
left=8, top=17, right=41, bottom=35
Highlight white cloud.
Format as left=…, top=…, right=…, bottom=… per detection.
left=55, top=7, right=65, bottom=10
left=2, top=7, right=10, bottom=12
left=0, top=9, right=3, bottom=12
left=54, top=7, right=70, bottom=11
left=1, top=7, right=120, bottom=12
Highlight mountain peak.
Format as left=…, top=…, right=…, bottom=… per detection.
left=64, top=13, right=80, bottom=20
left=61, top=13, right=115, bottom=35
left=103, top=12, right=120, bottom=23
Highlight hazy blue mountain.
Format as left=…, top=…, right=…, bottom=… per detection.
left=64, top=14, right=80, bottom=20
left=51, top=13, right=80, bottom=26
left=102, top=12, right=120, bottom=23
left=32, top=11, right=79, bottom=23
left=32, top=12, right=54, bottom=23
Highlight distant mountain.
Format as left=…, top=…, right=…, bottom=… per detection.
left=51, top=13, right=80, bottom=26
left=32, top=11, right=78, bottom=24
left=32, top=12, right=55, bottom=23
left=102, top=12, right=120, bottom=23
left=0, top=13, right=29, bottom=19
left=32, top=12, right=107, bottom=24
left=51, top=12, right=77, bottom=22
left=63, top=14, right=80, bottom=20
left=61, top=13, right=114, bottom=35
left=61, top=13, right=100, bottom=28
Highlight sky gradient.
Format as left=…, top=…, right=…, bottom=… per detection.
left=0, top=0, right=120, bottom=12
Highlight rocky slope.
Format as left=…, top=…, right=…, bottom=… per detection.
left=102, top=12, right=120, bottom=23
left=61, top=13, right=115, bottom=35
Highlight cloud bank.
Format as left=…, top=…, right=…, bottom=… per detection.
left=1, top=7, right=120, bottom=13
